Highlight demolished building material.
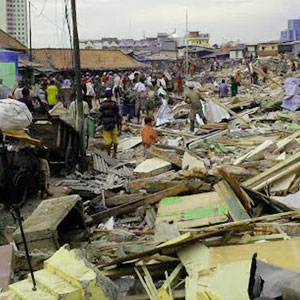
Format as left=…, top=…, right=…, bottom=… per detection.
left=12, top=195, right=86, bottom=251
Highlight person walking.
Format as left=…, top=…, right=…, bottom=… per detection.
left=219, top=79, right=228, bottom=98
left=134, top=77, right=147, bottom=124
left=46, top=80, right=59, bottom=109
left=185, top=82, right=206, bottom=133
left=231, top=76, right=238, bottom=97
left=99, top=88, right=122, bottom=158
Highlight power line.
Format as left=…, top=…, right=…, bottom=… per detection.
left=64, top=0, right=73, bottom=48
left=30, top=0, right=64, bottom=31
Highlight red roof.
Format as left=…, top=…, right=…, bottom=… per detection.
left=0, top=29, right=27, bottom=52
left=32, top=48, right=148, bottom=70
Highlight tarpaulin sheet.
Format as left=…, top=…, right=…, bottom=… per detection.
left=0, top=50, right=27, bottom=88
left=281, top=78, right=300, bottom=111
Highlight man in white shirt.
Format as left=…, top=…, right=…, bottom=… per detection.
left=113, top=73, right=122, bottom=101
left=134, top=78, right=147, bottom=123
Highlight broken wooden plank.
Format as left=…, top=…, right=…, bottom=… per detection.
left=123, top=290, right=185, bottom=300
left=214, top=181, right=250, bottom=221
left=182, top=151, right=206, bottom=172
left=130, top=173, right=178, bottom=193
left=105, top=193, right=145, bottom=207
left=270, top=173, right=296, bottom=193
left=188, top=130, right=227, bottom=150
left=134, top=158, right=172, bottom=178
left=243, top=150, right=300, bottom=188
left=98, top=210, right=300, bottom=269
left=92, top=181, right=201, bottom=223
left=217, top=168, right=253, bottom=211
left=274, top=131, right=300, bottom=154
left=198, top=123, right=228, bottom=131
left=252, top=161, right=300, bottom=191
left=234, top=140, right=276, bottom=165
left=102, top=261, right=179, bottom=279
left=147, top=146, right=183, bottom=168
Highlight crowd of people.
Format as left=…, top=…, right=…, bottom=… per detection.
left=1, top=55, right=298, bottom=159
left=0, top=70, right=185, bottom=158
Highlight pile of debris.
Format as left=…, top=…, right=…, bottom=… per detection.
left=3, top=61, right=300, bottom=300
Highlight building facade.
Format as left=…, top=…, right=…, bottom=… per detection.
left=0, top=0, right=28, bottom=46
left=188, top=32, right=210, bottom=48
left=278, top=41, right=300, bottom=58
left=281, top=18, right=300, bottom=42
left=258, top=41, right=280, bottom=57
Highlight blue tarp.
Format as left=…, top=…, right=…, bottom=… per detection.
left=0, top=50, right=27, bottom=88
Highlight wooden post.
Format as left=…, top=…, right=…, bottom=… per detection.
left=70, top=0, right=85, bottom=157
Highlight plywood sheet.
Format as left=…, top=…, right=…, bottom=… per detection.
left=156, top=192, right=228, bottom=228
left=210, top=239, right=300, bottom=272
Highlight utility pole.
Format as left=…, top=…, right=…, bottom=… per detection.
left=29, top=1, right=32, bottom=62
left=70, top=0, right=85, bottom=160
left=185, top=10, right=189, bottom=75
left=28, top=1, right=34, bottom=85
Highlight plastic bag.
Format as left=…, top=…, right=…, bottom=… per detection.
left=0, top=99, right=32, bottom=130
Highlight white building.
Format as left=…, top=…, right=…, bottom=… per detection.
left=229, top=45, right=246, bottom=60
left=0, top=0, right=28, bottom=46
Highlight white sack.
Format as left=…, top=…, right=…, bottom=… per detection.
left=0, top=99, right=32, bottom=130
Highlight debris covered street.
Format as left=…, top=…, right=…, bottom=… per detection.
left=1, top=2, right=300, bottom=300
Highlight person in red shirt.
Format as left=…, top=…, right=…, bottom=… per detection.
left=140, top=117, right=158, bottom=150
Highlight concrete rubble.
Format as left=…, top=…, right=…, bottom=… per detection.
left=2, top=60, right=300, bottom=300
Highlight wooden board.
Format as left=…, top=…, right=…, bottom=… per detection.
left=156, top=193, right=227, bottom=229
left=234, top=140, right=276, bottom=165
left=214, top=181, right=250, bottom=221
left=134, top=158, right=172, bottom=178
left=148, top=146, right=183, bottom=168
left=243, top=150, right=300, bottom=188
left=270, top=173, right=296, bottom=192
left=210, top=239, right=300, bottom=272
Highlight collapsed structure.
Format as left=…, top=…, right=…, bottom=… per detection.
left=2, top=55, right=300, bottom=300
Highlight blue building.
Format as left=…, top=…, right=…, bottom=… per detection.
left=281, top=18, right=300, bottom=42
left=0, top=29, right=27, bottom=88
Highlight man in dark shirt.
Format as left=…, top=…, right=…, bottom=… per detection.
left=99, top=88, right=121, bottom=158
left=19, top=87, right=34, bottom=112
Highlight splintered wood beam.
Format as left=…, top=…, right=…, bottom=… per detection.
left=98, top=210, right=300, bottom=269
left=148, top=146, right=183, bottom=168
left=215, top=181, right=250, bottom=221
left=243, top=151, right=300, bottom=188
left=217, top=168, right=254, bottom=211
left=91, top=181, right=201, bottom=223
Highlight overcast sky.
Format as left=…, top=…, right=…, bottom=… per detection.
left=30, top=0, right=300, bottom=47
